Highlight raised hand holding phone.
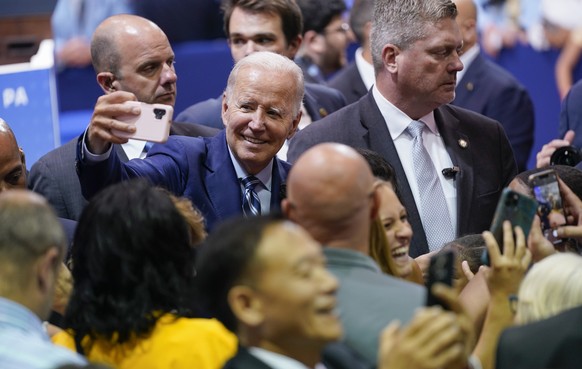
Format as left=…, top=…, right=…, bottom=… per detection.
left=112, top=101, right=174, bottom=143
left=528, top=169, right=566, bottom=246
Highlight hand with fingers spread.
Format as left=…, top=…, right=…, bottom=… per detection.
left=473, top=221, right=532, bottom=369
left=86, top=91, right=140, bottom=154
left=535, top=130, right=575, bottom=168
left=482, top=221, right=532, bottom=296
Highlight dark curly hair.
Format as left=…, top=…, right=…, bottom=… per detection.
left=64, top=179, right=197, bottom=354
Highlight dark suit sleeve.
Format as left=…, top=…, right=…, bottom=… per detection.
left=76, top=135, right=192, bottom=200
left=484, top=85, right=534, bottom=171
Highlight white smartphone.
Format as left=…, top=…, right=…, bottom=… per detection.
left=113, top=101, right=173, bottom=143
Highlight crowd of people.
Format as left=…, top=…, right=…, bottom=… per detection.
left=2, top=0, right=582, bottom=368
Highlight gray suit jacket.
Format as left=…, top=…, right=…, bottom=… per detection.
left=28, top=122, right=219, bottom=221
left=324, top=248, right=425, bottom=365
left=288, top=91, right=518, bottom=256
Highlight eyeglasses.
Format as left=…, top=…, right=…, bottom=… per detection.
left=322, top=23, right=350, bottom=36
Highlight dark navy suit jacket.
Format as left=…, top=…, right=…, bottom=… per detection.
left=175, top=83, right=347, bottom=129
left=328, top=62, right=368, bottom=105
left=288, top=91, right=517, bottom=256
left=76, top=131, right=290, bottom=231
left=559, top=79, right=582, bottom=148
left=28, top=122, right=219, bottom=221
left=452, top=53, right=534, bottom=172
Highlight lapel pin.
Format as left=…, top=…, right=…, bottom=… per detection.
left=466, top=82, right=474, bottom=91
left=319, top=107, right=328, bottom=117
left=458, top=138, right=468, bottom=148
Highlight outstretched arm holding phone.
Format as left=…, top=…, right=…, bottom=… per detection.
left=473, top=221, right=531, bottom=369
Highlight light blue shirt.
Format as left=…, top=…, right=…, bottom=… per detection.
left=0, top=297, right=86, bottom=369
left=51, top=0, right=131, bottom=55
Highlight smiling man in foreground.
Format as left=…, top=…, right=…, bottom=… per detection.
left=77, top=51, right=303, bottom=231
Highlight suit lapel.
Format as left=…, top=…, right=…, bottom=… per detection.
left=454, top=53, right=485, bottom=107
left=204, top=131, right=243, bottom=221
left=434, top=106, right=474, bottom=235
left=358, top=93, right=429, bottom=256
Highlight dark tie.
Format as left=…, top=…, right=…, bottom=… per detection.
left=406, top=120, right=454, bottom=251
left=241, top=176, right=261, bottom=217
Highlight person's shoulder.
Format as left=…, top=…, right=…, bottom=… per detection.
left=305, top=82, right=345, bottom=101
left=441, top=104, right=499, bottom=125
left=33, top=138, right=78, bottom=164
left=175, top=98, right=222, bottom=123
left=479, top=57, right=527, bottom=90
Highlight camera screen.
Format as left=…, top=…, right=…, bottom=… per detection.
left=531, top=173, right=565, bottom=245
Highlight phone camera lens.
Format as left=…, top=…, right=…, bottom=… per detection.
left=550, top=145, right=582, bottom=167
left=153, top=108, right=166, bottom=120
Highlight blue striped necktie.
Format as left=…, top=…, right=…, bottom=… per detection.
left=241, top=176, right=261, bottom=217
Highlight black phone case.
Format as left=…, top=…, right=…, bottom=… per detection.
left=426, top=250, right=455, bottom=309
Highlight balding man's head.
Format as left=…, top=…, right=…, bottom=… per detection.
left=0, top=189, right=66, bottom=319
left=453, top=0, right=478, bottom=52
left=0, top=118, right=26, bottom=192
left=91, top=14, right=167, bottom=74
left=283, top=143, right=379, bottom=250
left=91, top=14, right=177, bottom=105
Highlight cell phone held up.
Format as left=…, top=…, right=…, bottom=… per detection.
left=489, top=188, right=538, bottom=249
left=112, top=101, right=174, bottom=143
left=426, top=250, right=455, bottom=310
left=528, top=169, right=566, bottom=246
left=482, top=188, right=538, bottom=266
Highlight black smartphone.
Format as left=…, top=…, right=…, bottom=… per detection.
left=426, top=249, right=455, bottom=309
left=482, top=188, right=538, bottom=266
left=529, top=169, right=566, bottom=246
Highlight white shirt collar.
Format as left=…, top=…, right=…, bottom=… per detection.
left=227, top=145, right=273, bottom=192
left=249, top=347, right=312, bottom=369
left=371, top=85, right=437, bottom=137
left=457, top=44, right=480, bottom=85
left=354, top=47, right=375, bottom=90
left=121, top=138, right=148, bottom=160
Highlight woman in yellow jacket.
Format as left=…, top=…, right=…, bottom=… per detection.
left=52, top=180, right=237, bottom=368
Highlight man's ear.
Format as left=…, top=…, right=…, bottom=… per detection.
left=228, top=285, right=264, bottom=327
left=303, top=30, right=325, bottom=53
left=286, top=110, right=302, bottom=140
left=381, top=44, right=400, bottom=74
left=370, top=186, right=381, bottom=221
left=36, top=247, right=60, bottom=295
left=19, top=147, right=26, bottom=168
left=97, top=72, right=116, bottom=94
left=286, top=35, right=302, bottom=58
left=221, top=93, right=229, bottom=129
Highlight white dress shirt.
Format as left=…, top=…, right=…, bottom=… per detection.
left=372, top=86, right=458, bottom=237
left=354, top=47, right=375, bottom=91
